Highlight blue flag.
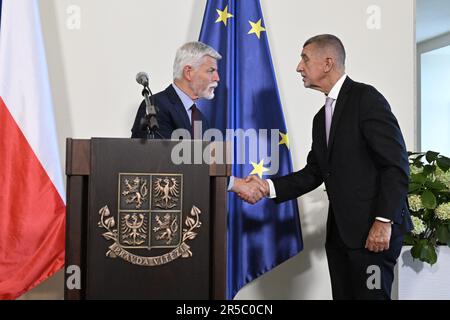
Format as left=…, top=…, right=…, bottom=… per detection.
left=198, top=0, right=303, bottom=299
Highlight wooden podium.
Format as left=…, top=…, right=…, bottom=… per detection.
left=64, top=138, right=230, bottom=299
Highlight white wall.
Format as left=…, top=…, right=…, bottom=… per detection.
left=22, top=0, right=415, bottom=300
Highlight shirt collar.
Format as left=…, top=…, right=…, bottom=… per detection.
left=327, top=74, right=347, bottom=101
left=172, top=83, right=195, bottom=112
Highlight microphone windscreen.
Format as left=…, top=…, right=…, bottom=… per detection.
left=136, top=72, right=149, bottom=86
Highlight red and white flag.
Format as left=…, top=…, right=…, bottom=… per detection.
left=0, top=0, right=65, bottom=299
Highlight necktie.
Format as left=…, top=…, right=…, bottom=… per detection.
left=325, top=97, right=335, bottom=145
left=190, top=104, right=200, bottom=139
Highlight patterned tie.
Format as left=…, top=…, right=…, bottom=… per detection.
left=325, top=97, right=335, bottom=146
left=190, top=104, right=200, bottom=139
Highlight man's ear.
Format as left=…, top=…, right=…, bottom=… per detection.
left=183, top=65, right=193, bottom=81
left=324, top=57, right=334, bottom=73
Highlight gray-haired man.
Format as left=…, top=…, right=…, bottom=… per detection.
left=131, top=41, right=221, bottom=139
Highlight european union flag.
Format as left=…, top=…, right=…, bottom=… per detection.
left=198, top=0, right=303, bottom=299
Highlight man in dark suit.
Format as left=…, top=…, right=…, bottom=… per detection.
left=131, top=41, right=221, bottom=139
left=133, top=42, right=266, bottom=198
left=236, top=34, right=412, bottom=299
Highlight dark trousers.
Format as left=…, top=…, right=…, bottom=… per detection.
left=325, top=209, right=403, bottom=300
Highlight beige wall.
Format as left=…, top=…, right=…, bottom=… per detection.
left=21, top=0, right=415, bottom=299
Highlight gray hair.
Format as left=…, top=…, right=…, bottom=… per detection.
left=304, top=34, right=346, bottom=69
left=173, top=41, right=222, bottom=80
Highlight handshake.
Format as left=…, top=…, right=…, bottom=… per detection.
left=230, top=175, right=270, bottom=204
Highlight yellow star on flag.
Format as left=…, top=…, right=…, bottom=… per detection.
left=279, top=132, right=290, bottom=149
left=216, top=6, right=233, bottom=26
left=250, top=160, right=270, bottom=178
left=248, top=19, right=266, bottom=39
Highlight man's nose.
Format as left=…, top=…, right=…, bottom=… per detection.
left=214, top=71, right=220, bottom=82
left=296, top=61, right=303, bottom=73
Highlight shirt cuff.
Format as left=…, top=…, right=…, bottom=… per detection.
left=375, top=217, right=392, bottom=223
left=227, top=176, right=235, bottom=191
left=266, top=179, right=276, bottom=199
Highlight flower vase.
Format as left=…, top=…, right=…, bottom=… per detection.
left=396, top=245, right=450, bottom=299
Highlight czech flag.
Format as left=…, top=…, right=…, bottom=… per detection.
left=0, top=0, right=65, bottom=299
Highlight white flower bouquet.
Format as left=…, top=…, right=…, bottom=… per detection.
left=405, top=151, right=450, bottom=264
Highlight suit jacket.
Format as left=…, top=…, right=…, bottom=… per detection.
left=131, top=85, right=210, bottom=139
left=272, top=77, right=412, bottom=248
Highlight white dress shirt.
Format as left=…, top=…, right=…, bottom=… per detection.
left=172, top=83, right=196, bottom=122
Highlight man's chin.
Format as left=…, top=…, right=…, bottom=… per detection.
left=202, top=90, right=215, bottom=100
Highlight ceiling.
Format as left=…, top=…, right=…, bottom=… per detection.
left=417, top=0, right=450, bottom=43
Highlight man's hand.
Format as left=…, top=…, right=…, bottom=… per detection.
left=365, top=220, right=392, bottom=252
left=245, top=175, right=270, bottom=197
left=230, top=176, right=268, bottom=204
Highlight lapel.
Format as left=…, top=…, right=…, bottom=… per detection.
left=326, top=77, right=353, bottom=159
left=165, top=85, right=192, bottom=130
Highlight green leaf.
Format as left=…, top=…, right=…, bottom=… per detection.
left=410, top=243, right=422, bottom=259
left=437, top=225, right=450, bottom=245
left=408, top=151, right=422, bottom=156
left=437, top=157, right=450, bottom=172
left=421, top=190, right=437, bottom=209
left=413, top=155, right=425, bottom=167
left=411, top=173, right=426, bottom=184
left=425, top=180, right=446, bottom=191
left=403, top=233, right=416, bottom=245
left=408, top=183, right=421, bottom=193
left=426, top=151, right=440, bottom=164
left=422, top=165, right=435, bottom=176
left=423, top=209, right=433, bottom=221
left=420, top=244, right=438, bottom=265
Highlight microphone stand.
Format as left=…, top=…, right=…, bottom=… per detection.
left=141, top=86, right=163, bottom=139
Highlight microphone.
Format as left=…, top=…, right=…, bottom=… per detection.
left=135, top=71, right=160, bottom=139
left=136, top=72, right=149, bottom=87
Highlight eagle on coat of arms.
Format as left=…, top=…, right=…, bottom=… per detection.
left=121, top=213, right=147, bottom=246
left=153, top=177, right=179, bottom=209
